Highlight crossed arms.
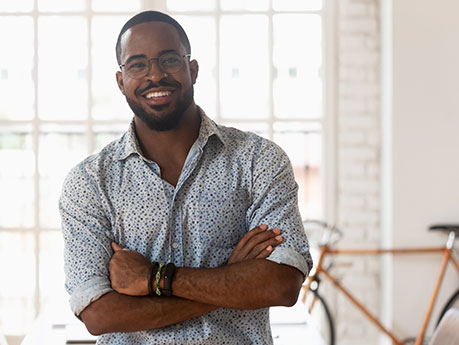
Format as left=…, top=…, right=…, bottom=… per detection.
left=81, top=225, right=304, bottom=335
left=61, top=138, right=312, bottom=336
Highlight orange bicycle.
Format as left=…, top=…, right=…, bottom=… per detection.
left=301, top=220, right=459, bottom=345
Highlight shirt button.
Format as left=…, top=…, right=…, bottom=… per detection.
left=172, top=242, right=179, bottom=249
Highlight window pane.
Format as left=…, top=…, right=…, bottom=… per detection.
left=0, top=232, right=36, bottom=335
left=0, top=126, right=34, bottom=228
left=0, top=17, right=34, bottom=120
left=92, top=0, right=141, bottom=12
left=0, top=233, right=35, bottom=298
left=175, top=16, right=217, bottom=117
left=222, top=122, right=269, bottom=139
left=0, top=1, right=33, bottom=12
left=274, top=122, right=322, bottom=219
left=220, top=15, right=269, bottom=119
left=38, top=0, right=86, bottom=12
left=39, top=126, right=87, bottom=228
left=167, top=0, right=215, bottom=11
left=0, top=297, right=35, bottom=336
left=273, top=14, right=322, bottom=119
left=93, top=124, right=126, bottom=153
left=92, top=16, right=132, bottom=120
left=221, top=0, right=269, bottom=11
left=38, top=16, right=88, bottom=120
left=39, top=232, right=67, bottom=309
left=273, top=0, right=322, bottom=11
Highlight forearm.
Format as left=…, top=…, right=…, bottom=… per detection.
left=171, top=259, right=303, bottom=309
left=80, top=291, right=217, bottom=335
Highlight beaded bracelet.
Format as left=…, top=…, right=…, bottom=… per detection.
left=147, top=262, right=158, bottom=296
left=155, top=263, right=164, bottom=296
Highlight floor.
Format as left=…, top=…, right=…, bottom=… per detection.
left=270, top=303, right=326, bottom=345
left=271, top=323, right=326, bottom=345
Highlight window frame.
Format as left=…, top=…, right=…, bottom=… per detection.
left=0, top=0, right=336, bottom=336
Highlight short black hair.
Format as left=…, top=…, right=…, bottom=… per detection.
left=115, top=11, right=191, bottom=66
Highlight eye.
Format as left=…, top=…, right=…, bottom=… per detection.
left=127, top=61, right=147, bottom=70
left=163, top=58, right=180, bottom=65
left=160, top=55, right=181, bottom=66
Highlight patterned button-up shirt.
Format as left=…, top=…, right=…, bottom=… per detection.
left=59, top=108, right=313, bottom=345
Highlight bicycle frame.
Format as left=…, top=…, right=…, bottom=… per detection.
left=303, top=231, right=459, bottom=345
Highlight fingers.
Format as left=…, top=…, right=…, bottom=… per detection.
left=249, top=233, right=283, bottom=259
left=243, top=228, right=282, bottom=256
left=234, top=224, right=268, bottom=250
left=230, top=226, right=283, bottom=263
left=111, top=242, right=124, bottom=252
left=256, top=245, right=273, bottom=259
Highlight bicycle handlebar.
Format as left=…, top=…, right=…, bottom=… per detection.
left=303, top=219, right=343, bottom=246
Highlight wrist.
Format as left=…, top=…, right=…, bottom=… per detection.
left=161, top=262, right=175, bottom=297
left=147, top=262, right=158, bottom=296
left=147, top=262, right=176, bottom=297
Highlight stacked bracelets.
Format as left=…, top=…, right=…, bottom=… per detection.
left=147, top=261, right=175, bottom=297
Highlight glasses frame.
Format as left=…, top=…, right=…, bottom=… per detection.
left=119, top=52, right=192, bottom=79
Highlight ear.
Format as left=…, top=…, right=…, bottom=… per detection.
left=189, top=59, right=199, bottom=85
left=116, top=71, right=126, bottom=95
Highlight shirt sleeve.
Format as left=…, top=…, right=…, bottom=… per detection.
left=59, top=162, right=114, bottom=316
left=247, top=138, right=313, bottom=278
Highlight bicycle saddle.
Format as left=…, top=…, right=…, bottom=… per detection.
left=429, top=224, right=459, bottom=235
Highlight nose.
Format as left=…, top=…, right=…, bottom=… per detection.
left=145, top=59, right=167, bottom=82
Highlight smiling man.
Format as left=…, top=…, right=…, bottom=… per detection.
left=59, top=11, right=313, bottom=345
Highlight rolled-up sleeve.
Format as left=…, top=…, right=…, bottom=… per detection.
left=59, top=163, right=114, bottom=315
left=247, top=140, right=313, bottom=278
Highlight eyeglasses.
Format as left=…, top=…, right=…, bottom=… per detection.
left=119, top=51, right=191, bottom=79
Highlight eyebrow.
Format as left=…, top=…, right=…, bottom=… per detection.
left=124, top=50, right=181, bottom=65
left=124, top=54, right=147, bottom=65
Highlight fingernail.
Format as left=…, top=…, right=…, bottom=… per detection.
left=266, top=245, right=272, bottom=251
left=275, top=235, right=282, bottom=241
left=260, top=224, right=268, bottom=230
left=273, top=228, right=281, bottom=235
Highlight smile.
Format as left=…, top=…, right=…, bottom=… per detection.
left=145, top=90, right=172, bottom=99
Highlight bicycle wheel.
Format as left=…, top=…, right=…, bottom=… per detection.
left=436, top=288, right=459, bottom=328
left=304, top=287, right=335, bottom=345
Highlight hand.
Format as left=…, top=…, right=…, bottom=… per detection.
left=109, top=242, right=150, bottom=296
left=227, top=225, right=283, bottom=265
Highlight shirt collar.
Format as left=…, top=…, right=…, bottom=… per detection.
left=113, top=107, right=226, bottom=162
left=196, top=106, right=226, bottom=148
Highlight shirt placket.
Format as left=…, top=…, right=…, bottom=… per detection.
left=168, top=141, right=204, bottom=267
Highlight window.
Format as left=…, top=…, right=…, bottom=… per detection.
left=0, top=0, right=326, bottom=336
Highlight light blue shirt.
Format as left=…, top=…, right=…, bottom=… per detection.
left=59, top=108, right=313, bottom=345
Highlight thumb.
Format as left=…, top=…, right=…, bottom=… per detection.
left=111, top=242, right=124, bottom=252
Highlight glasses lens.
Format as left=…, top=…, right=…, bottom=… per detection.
left=159, top=52, right=184, bottom=74
left=125, top=57, right=148, bottom=78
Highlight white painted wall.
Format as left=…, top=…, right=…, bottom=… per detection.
left=387, top=0, right=459, bottom=338
left=329, top=0, right=459, bottom=342
left=335, top=0, right=382, bottom=343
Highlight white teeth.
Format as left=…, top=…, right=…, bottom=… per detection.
left=145, top=91, right=171, bottom=99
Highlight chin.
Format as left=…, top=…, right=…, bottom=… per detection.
left=127, top=86, right=194, bottom=131
left=136, top=108, right=185, bottom=132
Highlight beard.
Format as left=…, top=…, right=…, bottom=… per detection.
left=126, top=84, right=194, bottom=131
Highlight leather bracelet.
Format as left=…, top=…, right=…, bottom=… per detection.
left=161, top=262, right=175, bottom=297
left=147, top=262, right=158, bottom=296
left=155, top=263, right=164, bottom=296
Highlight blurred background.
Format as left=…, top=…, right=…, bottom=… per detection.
left=1, top=0, right=458, bottom=344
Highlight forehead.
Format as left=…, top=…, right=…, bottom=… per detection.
left=120, top=21, right=185, bottom=60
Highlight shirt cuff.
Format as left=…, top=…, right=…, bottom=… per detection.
left=69, top=277, right=113, bottom=316
left=266, top=247, right=310, bottom=278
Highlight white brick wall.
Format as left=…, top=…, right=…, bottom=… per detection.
left=333, top=0, right=381, bottom=343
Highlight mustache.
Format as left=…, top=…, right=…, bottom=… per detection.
left=137, top=80, right=181, bottom=94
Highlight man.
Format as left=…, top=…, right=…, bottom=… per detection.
left=60, top=10, right=313, bottom=345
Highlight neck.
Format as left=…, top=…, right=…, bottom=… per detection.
left=133, top=103, right=201, bottom=184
